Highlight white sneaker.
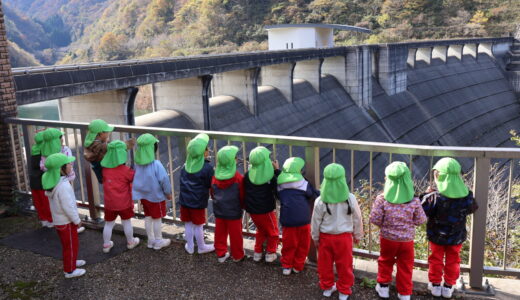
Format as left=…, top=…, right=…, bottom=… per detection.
left=397, top=294, right=410, bottom=300
left=218, top=253, right=230, bottom=263
left=102, top=241, right=114, bottom=253
left=428, top=282, right=442, bottom=297
left=64, top=268, right=86, bottom=279
left=282, top=268, right=291, bottom=276
left=77, top=226, right=85, bottom=233
left=153, top=238, right=171, bottom=250
left=338, top=292, right=349, bottom=300
left=375, top=283, right=390, bottom=298
left=442, top=285, right=455, bottom=298
left=46, top=222, right=54, bottom=228
left=292, top=268, right=301, bottom=274
left=127, top=237, right=140, bottom=250
left=147, top=239, right=155, bottom=249
left=253, top=252, right=263, bottom=262
left=197, top=244, right=215, bottom=254
left=185, top=243, right=194, bottom=255
left=75, top=260, right=86, bottom=267
left=265, top=253, right=277, bottom=263
left=323, top=284, right=337, bottom=297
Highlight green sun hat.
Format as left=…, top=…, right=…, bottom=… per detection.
left=40, top=128, right=64, bottom=157
left=42, top=153, right=76, bottom=190
left=320, top=163, right=350, bottom=204
left=215, top=145, right=239, bottom=180
left=433, top=157, right=469, bottom=198
left=185, top=133, right=210, bottom=174
left=84, top=119, right=114, bottom=147
left=135, top=133, right=159, bottom=165
left=277, top=157, right=305, bottom=184
left=383, top=161, right=415, bottom=204
left=101, top=140, right=128, bottom=168
left=31, top=131, right=45, bottom=156
left=248, top=146, right=274, bottom=185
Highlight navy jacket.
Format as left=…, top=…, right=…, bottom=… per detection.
left=29, top=154, right=43, bottom=190
left=278, top=179, right=319, bottom=227
left=243, top=169, right=280, bottom=214
left=421, top=191, right=478, bottom=245
left=179, top=161, right=214, bottom=209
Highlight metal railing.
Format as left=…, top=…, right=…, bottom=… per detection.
left=6, top=117, right=520, bottom=289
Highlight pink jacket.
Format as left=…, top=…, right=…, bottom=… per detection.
left=369, top=194, right=426, bottom=242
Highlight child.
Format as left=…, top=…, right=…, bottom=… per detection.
left=179, top=133, right=215, bottom=254
left=29, top=131, right=53, bottom=227
left=211, top=145, right=245, bottom=263
left=311, top=163, right=363, bottom=300
left=42, top=153, right=86, bottom=278
left=422, top=157, right=478, bottom=299
left=243, top=146, right=280, bottom=263
left=100, top=140, right=140, bottom=253
left=277, top=157, right=319, bottom=275
left=40, top=128, right=76, bottom=182
left=132, top=133, right=172, bottom=250
left=370, top=161, right=427, bottom=300
left=83, top=119, right=134, bottom=183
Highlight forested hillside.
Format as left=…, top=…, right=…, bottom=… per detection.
left=3, top=0, right=519, bottom=67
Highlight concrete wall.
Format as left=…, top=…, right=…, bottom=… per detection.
left=346, top=47, right=372, bottom=107
left=267, top=27, right=317, bottom=50
left=376, top=45, right=408, bottom=95
left=59, top=89, right=130, bottom=124
left=260, top=63, right=295, bottom=102
left=293, top=59, right=322, bottom=93
left=322, top=56, right=347, bottom=90
left=316, top=28, right=334, bottom=48
left=212, top=69, right=259, bottom=115
left=153, top=77, right=208, bottom=129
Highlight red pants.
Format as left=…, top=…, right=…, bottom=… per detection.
left=141, top=199, right=166, bottom=219
left=281, top=224, right=311, bottom=271
left=318, top=232, right=354, bottom=295
left=32, top=189, right=52, bottom=222
left=428, top=242, right=463, bottom=286
left=378, top=237, right=414, bottom=296
left=55, top=223, right=79, bottom=273
left=214, top=218, right=244, bottom=260
left=180, top=206, right=206, bottom=225
left=250, top=211, right=279, bottom=254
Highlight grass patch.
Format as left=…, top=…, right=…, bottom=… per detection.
left=0, top=281, right=52, bottom=300
left=0, top=216, right=40, bottom=239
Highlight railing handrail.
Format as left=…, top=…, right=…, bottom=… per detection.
left=6, top=117, right=520, bottom=159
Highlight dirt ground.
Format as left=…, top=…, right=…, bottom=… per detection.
left=0, top=215, right=488, bottom=300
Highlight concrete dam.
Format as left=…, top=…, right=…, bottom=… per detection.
left=136, top=43, right=520, bottom=179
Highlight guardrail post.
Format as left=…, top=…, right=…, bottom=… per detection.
left=305, top=146, right=320, bottom=263
left=469, top=157, right=490, bottom=289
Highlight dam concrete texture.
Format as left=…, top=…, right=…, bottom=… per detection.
left=137, top=51, right=520, bottom=179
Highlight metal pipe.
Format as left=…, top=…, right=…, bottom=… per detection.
left=503, top=160, right=513, bottom=269
left=73, top=129, right=86, bottom=204
left=9, top=124, right=21, bottom=191
left=167, top=136, right=176, bottom=220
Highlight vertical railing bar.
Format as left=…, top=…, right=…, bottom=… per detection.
left=409, top=154, right=413, bottom=175
left=389, top=152, right=392, bottom=163
left=502, top=159, right=513, bottom=269
left=167, top=136, right=176, bottom=220
left=469, top=157, right=490, bottom=289
left=9, top=124, right=22, bottom=191
left=213, top=139, right=218, bottom=161
left=289, top=145, right=293, bottom=157
left=272, top=143, right=277, bottom=162
left=429, top=156, right=434, bottom=185
left=242, top=141, right=247, bottom=173
left=368, top=151, right=373, bottom=253
left=350, top=150, right=355, bottom=191
left=73, top=129, right=86, bottom=204
left=63, top=127, right=70, bottom=148
left=332, top=148, right=336, bottom=163
left=241, top=141, right=250, bottom=233
left=19, top=125, right=30, bottom=193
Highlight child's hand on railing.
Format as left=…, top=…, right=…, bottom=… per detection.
left=165, top=194, right=172, bottom=200
left=272, top=159, right=279, bottom=169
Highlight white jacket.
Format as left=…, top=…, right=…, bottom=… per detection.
left=45, top=177, right=81, bottom=225
left=311, top=193, right=363, bottom=241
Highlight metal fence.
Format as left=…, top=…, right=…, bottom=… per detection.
left=6, top=117, right=520, bottom=289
